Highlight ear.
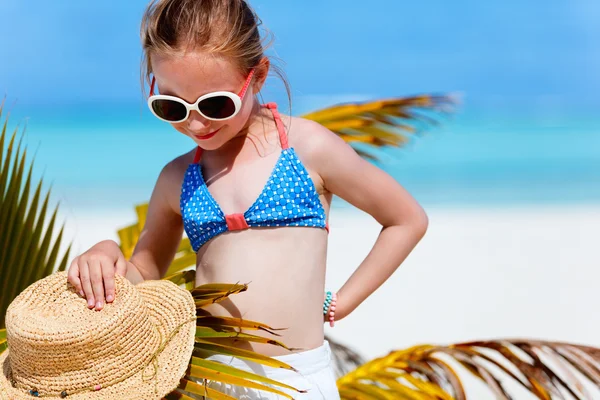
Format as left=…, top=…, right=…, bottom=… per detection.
left=252, top=57, right=270, bottom=93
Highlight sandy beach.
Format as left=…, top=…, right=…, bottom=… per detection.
left=58, top=204, right=600, bottom=398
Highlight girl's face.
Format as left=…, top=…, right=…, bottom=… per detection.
left=150, top=52, right=262, bottom=151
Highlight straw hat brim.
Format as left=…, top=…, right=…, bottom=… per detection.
left=0, top=277, right=196, bottom=400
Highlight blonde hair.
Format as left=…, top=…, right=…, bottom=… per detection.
left=140, top=0, right=290, bottom=104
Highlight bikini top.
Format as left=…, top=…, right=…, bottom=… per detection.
left=181, top=102, right=328, bottom=252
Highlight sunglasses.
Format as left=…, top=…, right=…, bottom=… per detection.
left=147, top=69, right=255, bottom=123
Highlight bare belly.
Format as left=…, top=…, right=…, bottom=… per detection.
left=195, top=227, right=328, bottom=356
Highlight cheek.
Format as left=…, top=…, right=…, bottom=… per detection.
left=221, top=116, right=247, bottom=139
left=172, top=123, right=190, bottom=136
left=236, top=97, right=257, bottom=124
left=221, top=98, right=256, bottom=135
left=237, top=106, right=253, bottom=126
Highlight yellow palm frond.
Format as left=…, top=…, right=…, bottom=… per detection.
left=119, top=215, right=303, bottom=397
left=0, top=329, right=6, bottom=354
left=301, top=94, right=458, bottom=160
left=336, top=339, right=600, bottom=399
left=162, top=269, right=304, bottom=399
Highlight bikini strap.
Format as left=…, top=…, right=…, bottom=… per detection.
left=263, top=102, right=289, bottom=150
left=193, top=146, right=203, bottom=164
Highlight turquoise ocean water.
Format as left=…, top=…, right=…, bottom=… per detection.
left=3, top=100, right=599, bottom=212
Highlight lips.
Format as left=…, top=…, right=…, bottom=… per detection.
left=193, top=128, right=221, bottom=140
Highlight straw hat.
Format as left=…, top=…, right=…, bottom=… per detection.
left=0, top=270, right=196, bottom=399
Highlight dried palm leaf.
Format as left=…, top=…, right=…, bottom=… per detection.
left=327, top=335, right=367, bottom=379
left=302, top=94, right=458, bottom=161
left=162, top=269, right=305, bottom=399
left=337, top=339, right=600, bottom=400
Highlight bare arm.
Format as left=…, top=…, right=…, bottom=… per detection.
left=127, top=160, right=185, bottom=282
left=305, top=122, right=429, bottom=320
left=68, top=156, right=187, bottom=309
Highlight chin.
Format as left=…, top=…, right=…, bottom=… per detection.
left=193, top=140, right=220, bottom=151
left=191, top=134, right=232, bottom=151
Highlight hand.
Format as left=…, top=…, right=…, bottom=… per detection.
left=67, top=240, right=128, bottom=311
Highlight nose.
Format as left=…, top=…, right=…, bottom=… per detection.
left=186, top=111, right=211, bottom=132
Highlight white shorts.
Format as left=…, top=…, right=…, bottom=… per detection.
left=204, top=340, right=341, bottom=399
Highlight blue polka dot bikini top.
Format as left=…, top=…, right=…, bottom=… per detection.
left=181, top=103, right=329, bottom=252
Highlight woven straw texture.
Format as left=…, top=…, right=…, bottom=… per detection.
left=0, top=270, right=196, bottom=399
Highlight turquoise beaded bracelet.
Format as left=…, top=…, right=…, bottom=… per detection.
left=323, top=291, right=333, bottom=315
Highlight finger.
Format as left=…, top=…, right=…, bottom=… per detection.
left=89, top=258, right=105, bottom=311
left=79, top=260, right=95, bottom=308
left=67, top=258, right=84, bottom=297
left=102, top=258, right=117, bottom=304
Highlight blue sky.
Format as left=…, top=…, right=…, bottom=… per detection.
left=1, top=0, right=599, bottom=113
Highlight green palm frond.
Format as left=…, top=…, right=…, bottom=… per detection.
left=0, top=104, right=71, bottom=329
left=301, top=94, right=458, bottom=161
left=337, top=339, right=600, bottom=400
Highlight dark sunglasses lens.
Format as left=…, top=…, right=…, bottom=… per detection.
left=151, top=99, right=187, bottom=122
left=198, top=96, right=236, bottom=119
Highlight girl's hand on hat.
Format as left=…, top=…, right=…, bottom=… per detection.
left=67, top=240, right=128, bottom=311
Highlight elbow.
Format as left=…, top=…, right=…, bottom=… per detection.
left=385, top=204, right=429, bottom=240
left=411, top=207, right=429, bottom=240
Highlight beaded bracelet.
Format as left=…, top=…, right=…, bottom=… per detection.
left=323, top=291, right=337, bottom=327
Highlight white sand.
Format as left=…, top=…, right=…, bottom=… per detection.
left=57, top=204, right=600, bottom=398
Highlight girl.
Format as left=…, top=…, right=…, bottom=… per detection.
left=67, top=0, right=428, bottom=398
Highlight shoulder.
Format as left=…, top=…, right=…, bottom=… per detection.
left=161, top=148, right=196, bottom=180
left=157, top=149, right=195, bottom=187
left=286, top=116, right=350, bottom=163
left=152, top=148, right=197, bottom=213
left=285, top=116, right=356, bottom=171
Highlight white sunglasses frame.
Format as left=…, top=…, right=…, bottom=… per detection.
left=147, top=69, right=255, bottom=123
left=147, top=92, right=243, bottom=123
